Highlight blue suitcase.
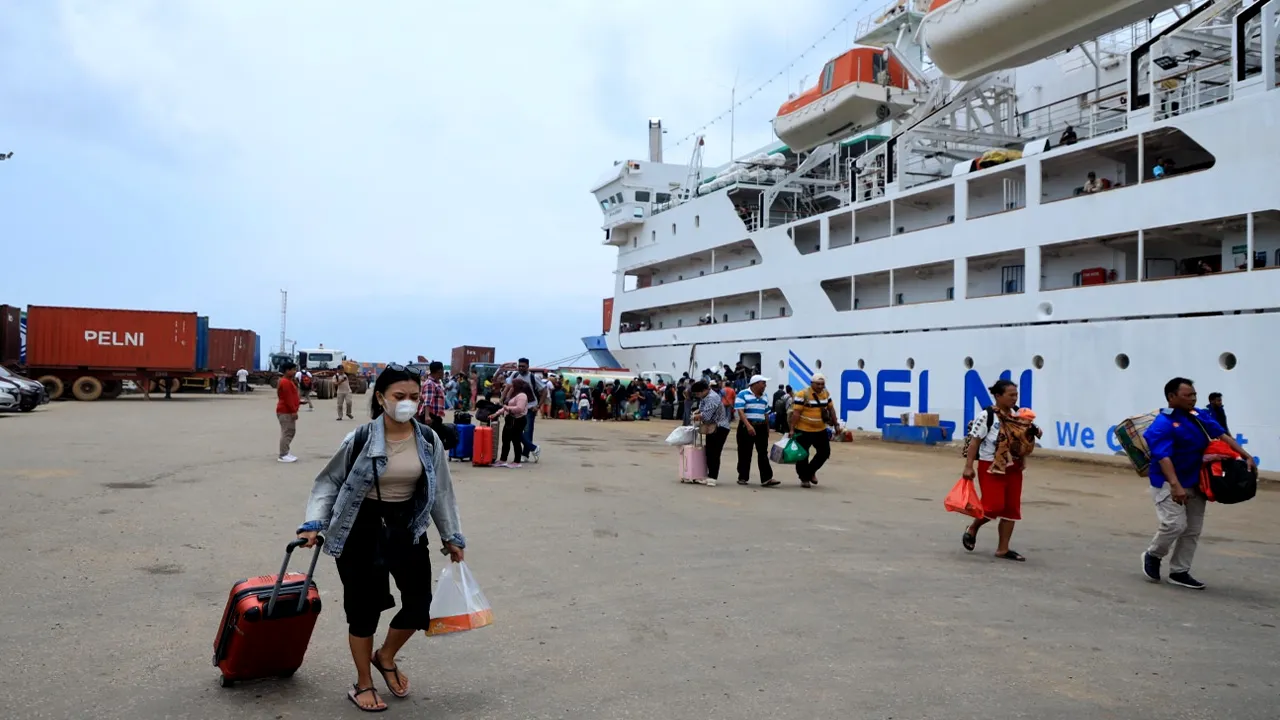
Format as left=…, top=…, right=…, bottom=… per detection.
left=449, top=423, right=475, bottom=461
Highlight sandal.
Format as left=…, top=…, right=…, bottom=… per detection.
left=962, top=529, right=976, bottom=552
left=762, top=479, right=781, bottom=487
left=371, top=653, right=410, bottom=698
left=995, top=550, right=1026, bottom=562
left=348, top=685, right=387, bottom=712
left=737, top=479, right=750, bottom=485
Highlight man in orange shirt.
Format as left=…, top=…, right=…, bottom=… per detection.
left=276, top=362, right=301, bottom=463
left=719, top=381, right=737, bottom=412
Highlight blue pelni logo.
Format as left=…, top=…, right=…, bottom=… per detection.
left=788, top=350, right=815, bottom=391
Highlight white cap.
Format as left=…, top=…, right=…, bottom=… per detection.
left=749, top=374, right=769, bottom=385
left=811, top=372, right=827, bottom=383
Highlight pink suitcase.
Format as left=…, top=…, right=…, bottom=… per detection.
left=679, top=434, right=709, bottom=485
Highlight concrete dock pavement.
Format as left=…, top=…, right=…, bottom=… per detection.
left=1, top=392, right=1278, bottom=719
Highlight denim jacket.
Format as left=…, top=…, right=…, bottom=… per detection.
left=298, top=418, right=466, bottom=558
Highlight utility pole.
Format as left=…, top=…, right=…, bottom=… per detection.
left=279, top=289, right=288, bottom=354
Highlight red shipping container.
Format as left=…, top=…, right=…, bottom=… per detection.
left=25, top=306, right=198, bottom=371
left=451, top=345, right=495, bottom=374
left=0, top=304, right=20, bottom=366
left=207, top=328, right=257, bottom=371
left=602, top=298, right=613, bottom=334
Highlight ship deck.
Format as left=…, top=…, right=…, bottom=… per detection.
left=3, top=394, right=1279, bottom=719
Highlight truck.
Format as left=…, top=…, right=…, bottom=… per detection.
left=295, top=345, right=367, bottom=397
left=180, top=326, right=258, bottom=392
left=451, top=346, right=495, bottom=378
left=18, top=305, right=203, bottom=400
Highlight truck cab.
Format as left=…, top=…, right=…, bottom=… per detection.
left=297, top=346, right=345, bottom=371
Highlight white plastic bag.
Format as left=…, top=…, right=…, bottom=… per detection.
left=665, top=425, right=698, bottom=446
left=426, top=561, right=493, bottom=636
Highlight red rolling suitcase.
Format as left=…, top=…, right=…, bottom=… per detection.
left=213, top=538, right=323, bottom=687
left=473, top=424, right=495, bottom=466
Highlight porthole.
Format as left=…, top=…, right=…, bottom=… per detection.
left=672, top=362, right=677, bottom=369
left=778, top=360, right=785, bottom=369
left=1032, top=355, right=1044, bottom=369
left=964, top=356, right=974, bottom=369
left=906, top=357, right=916, bottom=370
left=1037, top=302, right=1054, bottom=319
left=816, top=359, right=823, bottom=369
left=1115, top=353, right=1130, bottom=370
left=1219, top=352, right=1237, bottom=370
left=857, top=359, right=865, bottom=370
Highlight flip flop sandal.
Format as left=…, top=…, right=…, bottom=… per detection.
left=371, top=654, right=410, bottom=698
left=995, top=550, right=1026, bottom=562
left=762, top=479, right=781, bottom=487
left=737, top=479, right=750, bottom=485
left=348, top=685, right=387, bottom=712
left=962, top=530, right=976, bottom=552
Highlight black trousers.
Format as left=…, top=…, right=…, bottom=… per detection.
left=334, top=499, right=433, bottom=638
left=501, top=414, right=527, bottom=462
left=737, top=421, right=773, bottom=483
left=704, top=426, right=730, bottom=479
left=793, top=429, right=831, bottom=480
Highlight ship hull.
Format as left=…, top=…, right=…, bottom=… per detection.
left=609, top=312, right=1276, bottom=468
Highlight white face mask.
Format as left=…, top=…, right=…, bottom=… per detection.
left=381, top=396, right=417, bottom=423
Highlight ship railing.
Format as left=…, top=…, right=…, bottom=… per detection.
left=1057, top=21, right=1154, bottom=74
left=856, top=0, right=930, bottom=40
left=1153, top=57, right=1234, bottom=121
left=1018, top=80, right=1130, bottom=146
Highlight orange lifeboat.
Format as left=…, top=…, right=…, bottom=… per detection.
left=772, top=48, right=915, bottom=152
left=922, top=0, right=1186, bottom=81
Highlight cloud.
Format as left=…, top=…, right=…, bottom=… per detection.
left=3, top=0, right=852, bottom=363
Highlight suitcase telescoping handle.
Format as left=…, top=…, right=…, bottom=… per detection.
left=266, top=537, right=323, bottom=617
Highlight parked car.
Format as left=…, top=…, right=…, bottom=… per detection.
left=0, top=384, right=19, bottom=412
left=0, top=365, right=49, bottom=412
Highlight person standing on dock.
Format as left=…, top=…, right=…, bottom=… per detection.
left=507, top=358, right=546, bottom=463
left=691, top=380, right=731, bottom=486
left=788, top=374, right=836, bottom=489
left=236, top=366, right=249, bottom=393
left=1206, top=392, right=1230, bottom=436
left=736, top=375, right=778, bottom=487
left=276, top=362, right=301, bottom=463
left=335, top=368, right=353, bottom=421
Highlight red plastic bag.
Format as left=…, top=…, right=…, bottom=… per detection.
left=944, top=478, right=985, bottom=519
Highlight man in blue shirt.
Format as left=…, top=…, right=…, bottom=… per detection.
left=1141, top=377, right=1254, bottom=589
left=735, top=375, right=779, bottom=487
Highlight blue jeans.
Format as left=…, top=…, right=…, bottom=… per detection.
left=523, top=410, right=538, bottom=454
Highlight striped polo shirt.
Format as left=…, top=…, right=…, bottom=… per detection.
left=734, top=389, right=769, bottom=423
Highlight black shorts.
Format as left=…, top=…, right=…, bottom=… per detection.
left=334, top=499, right=433, bottom=638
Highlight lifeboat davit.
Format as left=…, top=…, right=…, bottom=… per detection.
left=773, top=48, right=916, bottom=153
left=922, top=0, right=1187, bottom=81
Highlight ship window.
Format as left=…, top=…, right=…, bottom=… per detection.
left=635, top=190, right=651, bottom=202
left=671, top=223, right=677, bottom=235
left=1219, top=352, right=1237, bottom=370
left=651, top=230, right=656, bottom=242
left=906, top=357, right=915, bottom=370
left=1033, top=355, right=1045, bottom=369
left=614, top=193, right=623, bottom=205
left=695, top=215, right=701, bottom=228
left=1115, top=353, right=1130, bottom=370
left=946, top=287, right=954, bottom=300
left=1002, top=265, right=1025, bottom=294
left=1072, top=272, right=1082, bottom=287
left=656, top=193, right=671, bottom=204
left=820, top=60, right=835, bottom=94
left=779, top=307, right=786, bottom=317
left=964, top=356, right=974, bottom=369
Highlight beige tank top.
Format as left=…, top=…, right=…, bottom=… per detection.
left=368, top=435, right=422, bottom=502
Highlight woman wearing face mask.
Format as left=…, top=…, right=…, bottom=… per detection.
left=296, top=364, right=466, bottom=713
left=491, top=377, right=533, bottom=467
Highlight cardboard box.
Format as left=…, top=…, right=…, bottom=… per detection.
left=898, top=412, right=941, bottom=427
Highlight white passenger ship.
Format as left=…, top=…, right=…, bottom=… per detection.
left=586, top=0, right=1280, bottom=467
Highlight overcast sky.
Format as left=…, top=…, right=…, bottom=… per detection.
left=2, top=0, right=856, bottom=367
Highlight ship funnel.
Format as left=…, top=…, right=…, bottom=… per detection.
left=648, top=118, right=663, bottom=163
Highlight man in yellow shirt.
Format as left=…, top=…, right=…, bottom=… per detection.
left=788, top=373, right=836, bottom=488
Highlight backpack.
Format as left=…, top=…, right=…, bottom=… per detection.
left=1191, top=422, right=1256, bottom=504
left=960, top=407, right=996, bottom=458
left=301, top=373, right=313, bottom=389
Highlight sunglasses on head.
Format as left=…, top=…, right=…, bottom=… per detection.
left=385, top=363, right=422, bottom=379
